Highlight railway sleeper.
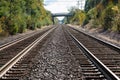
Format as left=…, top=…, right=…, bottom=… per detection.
left=80, top=64, right=94, bottom=67
left=98, top=58, right=120, bottom=60
left=101, top=60, right=120, bottom=64
left=95, top=54, right=120, bottom=57
left=105, top=64, right=120, bottom=67
left=114, top=73, right=120, bottom=78
left=12, top=66, right=28, bottom=69
left=111, top=69, right=120, bottom=73
left=10, top=68, right=26, bottom=71
left=108, top=67, right=120, bottom=72
left=81, top=67, right=101, bottom=73
left=83, top=72, right=102, bottom=76
left=110, top=68, right=120, bottom=71
left=106, top=65, right=120, bottom=68
left=1, top=76, right=20, bottom=80
left=84, top=76, right=106, bottom=80
left=81, top=66, right=97, bottom=70
left=4, top=73, right=24, bottom=77
left=82, top=70, right=99, bottom=73
left=7, top=70, right=24, bottom=74
left=14, top=63, right=28, bottom=66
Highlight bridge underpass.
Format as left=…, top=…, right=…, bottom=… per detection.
left=51, top=13, right=73, bottom=24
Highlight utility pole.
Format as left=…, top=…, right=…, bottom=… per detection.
left=77, top=0, right=80, bottom=9
left=80, top=0, right=82, bottom=10
left=77, top=0, right=83, bottom=10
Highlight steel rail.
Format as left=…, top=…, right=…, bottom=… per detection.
left=69, top=26, right=120, bottom=52
left=66, top=29, right=120, bottom=80
left=0, top=27, right=52, bottom=51
left=0, top=27, right=55, bottom=78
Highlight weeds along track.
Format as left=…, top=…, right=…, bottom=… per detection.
left=0, top=27, right=56, bottom=79
left=63, top=25, right=120, bottom=80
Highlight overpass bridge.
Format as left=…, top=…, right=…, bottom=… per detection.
left=51, top=13, right=73, bottom=24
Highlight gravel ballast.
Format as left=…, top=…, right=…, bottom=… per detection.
left=22, top=25, right=82, bottom=80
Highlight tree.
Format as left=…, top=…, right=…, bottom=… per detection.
left=84, top=0, right=120, bottom=32
left=0, top=0, right=52, bottom=35
left=68, top=7, right=86, bottom=25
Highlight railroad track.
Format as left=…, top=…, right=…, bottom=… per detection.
left=0, top=24, right=119, bottom=80
left=0, top=26, right=52, bottom=51
left=0, top=27, right=53, bottom=68
left=63, top=25, right=120, bottom=80
left=0, top=27, right=55, bottom=79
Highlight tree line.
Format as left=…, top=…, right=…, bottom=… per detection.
left=64, top=7, right=86, bottom=25
left=0, top=0, right=53, bottom=36
left=67, top=0, right=120, bottom=32
left=83, top=0, right=120, bottom=32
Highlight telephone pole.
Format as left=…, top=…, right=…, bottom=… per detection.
left=77, top=0, right=80, bottom=9
left=80, top=0, right=82, bottom=9
left=77, top=0, right=83, bottom=10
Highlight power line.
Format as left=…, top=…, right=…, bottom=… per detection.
left=77, top=0, right=84, bottom=9
left=80, top=0, right=83, bottom=9
left=77, top=0, right=80, bottom=9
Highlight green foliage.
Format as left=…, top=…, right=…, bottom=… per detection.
left=19, top=24, right=26, bottom=33
left=68, top=7, right=86, bottom=25
left=87, top=8, right=97, bottom=19
left=62, top=17, right=67, bottom=24
left=102, top=4, right=115, bottom=30
left=82, top=16, right=89, bottom=26
left=84, top=0, right=120, bottom=32
left=84, top=0, right=101, bottom=12
left=85, top=0, right=118, bottom=12
left=0, top=0, right=52, bottom=35
left=112, top=5, right=120, bottom=32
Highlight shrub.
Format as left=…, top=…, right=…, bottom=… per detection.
left=18, top=24, right=26, bottom=33
left=112, top=5, right=120, bottom=32
left=0, top=23, right=3, bottom=33
left=9, top=23, right=19, bottom=35
left=102, top=4, right=115, bottom=30
left=0, top=31, right=9, bottom=37
left=82, top=16, right=89, bottom=26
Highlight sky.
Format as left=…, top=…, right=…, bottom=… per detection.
left=44, top=0, right=86, bottom=20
